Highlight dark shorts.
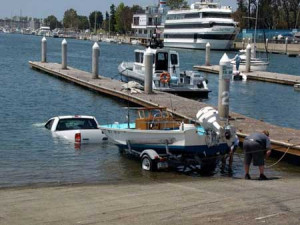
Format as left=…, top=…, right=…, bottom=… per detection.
left=243, top=140, right=265, bottom=166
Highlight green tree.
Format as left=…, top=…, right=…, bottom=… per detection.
left=78, top=15, right=89, bottom=30
left=63, top=8, right=78, bottom=29
left=115, top=3, right=133, bottom=34
left=44, top=15, right=59, bottom=30
left=110, top=4, right=116, bottom=32
left=166, top=0, right=188, bottom=9
left=103, top=11, right=110, bottom=32
left=131, top=5, right=144, bottom=14
left=89, top=11, right=103, bottom=31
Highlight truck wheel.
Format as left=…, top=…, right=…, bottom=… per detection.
left=141, top=155, right=156, bottom=171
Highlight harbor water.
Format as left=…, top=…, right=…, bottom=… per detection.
left=0, top=34, right=299, bottom=188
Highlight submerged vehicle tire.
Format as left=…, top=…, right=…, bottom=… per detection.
left=141, top=155, right=157, bottom=171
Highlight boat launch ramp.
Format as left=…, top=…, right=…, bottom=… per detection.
left=29, top=61, right=300, bottom=158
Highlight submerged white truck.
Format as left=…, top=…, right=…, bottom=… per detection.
left=45, top=115, right=107, bottom=144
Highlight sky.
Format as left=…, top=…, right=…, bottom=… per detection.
left=0, top=0, right=236, bottom=20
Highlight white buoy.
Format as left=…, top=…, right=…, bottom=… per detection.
left=41, top=37, right=47, bottom=63
left=205, top=42, right=211, bottom=66
left=61, top=39, right=67, bottom=69
left=246, top=44, right=251, bottom=72
left=92, top=42, right=100, bottom=79
left=144, top=48, right=153, bottom=94
left=218, top=53, right=232, bottom=120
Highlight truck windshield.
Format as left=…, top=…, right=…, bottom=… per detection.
left=56, top=118, right=98, bottom=131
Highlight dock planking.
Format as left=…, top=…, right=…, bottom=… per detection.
left=194, top=65, right=300, bottom=86
left=29, top=61, right=300, bottom=157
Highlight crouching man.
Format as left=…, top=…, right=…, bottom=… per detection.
left=243, top=130, right=272, bottom=180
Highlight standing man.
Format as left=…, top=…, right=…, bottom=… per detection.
left=243, top=130, right=272, bottom=180
left=233, top=54, right=241, bottom=71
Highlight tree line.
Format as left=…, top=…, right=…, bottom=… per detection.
left=233, top=0, right=300, bottom=30
left=44, top=3, right=143, bottom=34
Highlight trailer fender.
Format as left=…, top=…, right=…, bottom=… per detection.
left=140, top=149, right=159, bottom=160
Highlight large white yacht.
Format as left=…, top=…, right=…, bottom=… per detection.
left=163, top=0, right=239, bottom=50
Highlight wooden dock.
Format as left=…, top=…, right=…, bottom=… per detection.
left=194, top=65, right=300, bottom=86
left=29, top=61, right=300, bottom=158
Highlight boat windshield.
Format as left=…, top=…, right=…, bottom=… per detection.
left=136, top=108, right=181, bottom=130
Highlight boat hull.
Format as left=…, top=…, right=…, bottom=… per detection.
left=100, top=124, right=229, bottom=156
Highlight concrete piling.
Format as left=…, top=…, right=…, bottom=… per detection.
left=246, top=44, right=251, bottom=72
left=205, top=42, right=211, bottom=66
left=218, top=53, right=232, bottom=120
left=62, top=39, right=67, bottom=69
left=92, top=42, right=100, bottom=79
left=41, top=37, right=47, bottom=63
left=144, top=48, right=153, bottom=94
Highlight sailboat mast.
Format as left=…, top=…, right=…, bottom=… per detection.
left=253, top=0, right=259, bottom=58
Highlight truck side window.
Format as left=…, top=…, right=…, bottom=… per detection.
left=45, top=119, right=54, bottom=130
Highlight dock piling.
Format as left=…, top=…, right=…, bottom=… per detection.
left=205, top=42, right=211, bottom=66
left=144, top=49, right=153, bottom=94
left=285, top=37, right=288, bottom=54
left=41, top=37, right=47, bottom=63
left=246, top=44, right=251, bottom=72
left=62, top=39, right=67, bottom=69
left=92, top=42, right=100, bottom=79
left=218, top=53, right=232, bottom=120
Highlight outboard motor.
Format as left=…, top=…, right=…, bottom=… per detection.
left=196, top=107, right=222, bottom=146
left=196, top=107, right=236, bottom=147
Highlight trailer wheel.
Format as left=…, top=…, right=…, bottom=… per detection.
left=141, top=154, right=156, bottom=171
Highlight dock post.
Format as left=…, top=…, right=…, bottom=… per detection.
left=246, top=44, right=251, bottom=72
left=61, top=39, right=67, bottom=69
left=92, top=42, right=100, bottom=79
left=242, top=38, right=245, bottom=49
left=144, top=48, right=153, bottom=94
left=218, top=53, right=232, bottom=120
left=205, top=42, right=211, bottom=66
left=285, top=37, right=288, bottom=54
left=41, top=37, right=47, bottom=63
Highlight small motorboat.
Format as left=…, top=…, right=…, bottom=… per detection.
left=118, top=38, right=210, bottom=98
left=294, top=84, right=300, bottom=91
left=232, top=70, right=247, bottom=81
left=231, top=49, right=269, bottom=72
left=100, top=107, right=236, bottom=171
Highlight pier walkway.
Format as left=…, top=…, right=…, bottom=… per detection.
left=194, top=65, right=300, bottom=86
left=29, top=61, right=300, bottom=157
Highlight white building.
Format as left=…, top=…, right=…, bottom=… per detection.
left=131, top=0, right=168, bottom=40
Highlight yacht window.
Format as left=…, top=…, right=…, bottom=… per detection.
left=171, top=54, right=178, bottom=65
left=202, top=13, right=231, bottom=19
left=155, top=52, right=168, bottom=71
left=184, top=13, right=200, bottom=19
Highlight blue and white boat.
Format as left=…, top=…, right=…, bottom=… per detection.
left=100, top=107, right=236, bottom=171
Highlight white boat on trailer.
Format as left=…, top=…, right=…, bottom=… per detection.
left=118, top=41, right=210, bottom=98
left=100, top=106, right=236, bottom=171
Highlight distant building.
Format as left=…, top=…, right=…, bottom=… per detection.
left=131, top=0, right=168, bottom=39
